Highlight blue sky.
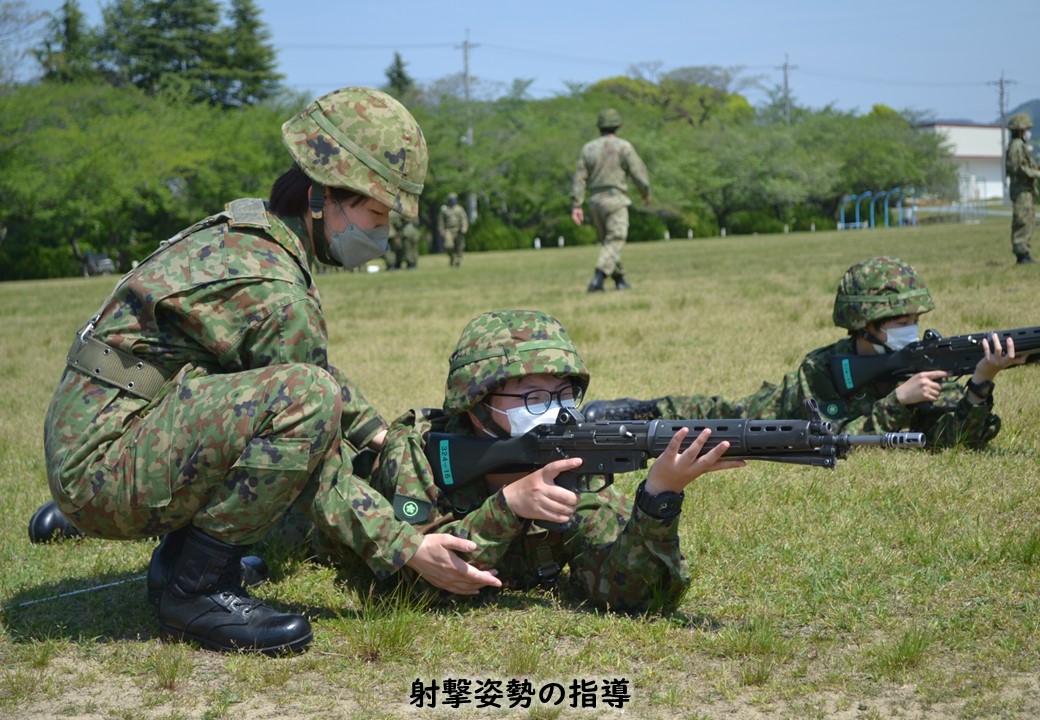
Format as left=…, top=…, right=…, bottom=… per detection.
left=24, top=0, right=1040, bottom=124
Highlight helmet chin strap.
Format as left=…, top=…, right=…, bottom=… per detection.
left=861, top=328, right=891, bottom=354
left=471, top=403, right=510, bottom=439
left=308, top=180, right=340, bottom=267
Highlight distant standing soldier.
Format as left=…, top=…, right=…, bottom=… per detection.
left=383, top=211, right=406, bottom=270
left=571, top=108, right=651, bottom=292
left=400, top=215, right=422, bottom=269
left=1006, top=113, right=1039, bottom=265
left=438, top=192, right=469, bottom=267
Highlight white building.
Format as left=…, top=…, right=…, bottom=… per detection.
left=917, top=122, right=1004, bottom=201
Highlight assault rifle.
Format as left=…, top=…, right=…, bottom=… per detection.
left=424, top=400, right=924, bottom=530
left=829, top=325, right=1040, bottom=396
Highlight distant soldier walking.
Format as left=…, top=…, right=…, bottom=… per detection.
left=1006, top=113, right=1039, bottom=265
left=571, top=108, right=651, bottom=292
left=438, top=192, right=469, bottom=267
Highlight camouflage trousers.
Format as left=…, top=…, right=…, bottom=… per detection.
left=588, top=200, right=629, bottom=276
left=443, top=230, right=465, bottom=267
left=53, top=364, right=343, bottom=546
left=1010, top=190, right=1035, bottom=257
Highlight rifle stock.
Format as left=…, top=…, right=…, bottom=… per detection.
left=829, top=325, right=1040, bottom=396
left=423, top=400, right=925, bottom=531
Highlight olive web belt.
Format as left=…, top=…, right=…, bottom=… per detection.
left=66, top=335, right=171, bottom=401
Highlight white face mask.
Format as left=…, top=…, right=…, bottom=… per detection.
left=879, top=323, right=920, bottom=353
left=328, top=223, right=390, bottom=269
left=486, top=399, right=575, bottom=437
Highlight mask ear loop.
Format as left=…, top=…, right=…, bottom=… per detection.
left=309, top=180, right=340, bottom=267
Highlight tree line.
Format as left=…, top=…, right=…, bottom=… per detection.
left=0, top=0, right=958, bottom=280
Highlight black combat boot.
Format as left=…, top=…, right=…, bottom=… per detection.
left=587, top=269, right=606, bottom=292
left=158, top=527, right=311, bottom=655
left=1016, top=253, right=1035, bottom=265
left=146, top=528, right=269, bottom=607
left=582, top=398, right=662, bottom=422
left=611, top=271, right=631, bottom=290
left=28, top=501, right=84, bottom=543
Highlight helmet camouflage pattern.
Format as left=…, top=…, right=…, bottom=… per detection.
left=281, top=87, right=428, bottom=219
left=832, top=256, right=935, bottom=331
left=444, top=310, right=590, bottom=413
left=1008, top=113, right=1033, bottom=131
left=597, top=108, right=622, bottom=129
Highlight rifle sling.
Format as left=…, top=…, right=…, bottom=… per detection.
left=66, top=335, right=172, bottom=401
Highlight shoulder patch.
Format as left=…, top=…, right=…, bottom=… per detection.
left=393, top=494, right=433, bottom=524
left=225, top=198, right=271, bottom=229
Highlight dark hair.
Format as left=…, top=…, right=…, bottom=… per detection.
left=269, top=165, right=310, bottom=217
left=269, top=165, right=366, bottom=218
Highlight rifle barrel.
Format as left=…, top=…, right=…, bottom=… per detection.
left=840, top=432, right=925, bottom=448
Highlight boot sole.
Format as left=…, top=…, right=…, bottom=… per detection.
left=158, top=624, right=313, bottom=656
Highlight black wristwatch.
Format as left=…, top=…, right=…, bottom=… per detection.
left=635, top=481, right=685, bottom=520
left=965, top=378, right=995, bottom=401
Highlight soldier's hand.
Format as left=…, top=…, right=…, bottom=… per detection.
left=974, top=334, right=1027, bottom=382
left=895, top=370, right=947, bottom=405
left=645, top=427, right=745, bottom=495
left=406, top=535, right=502, bottom=595
left=501, top=457, right=583, bottom=524
left=571, top=207, right=584, bottom=226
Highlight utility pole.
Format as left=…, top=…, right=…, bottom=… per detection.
left=988, top=71, right=1015, bottom=203
left=455, top=29, right=480, bottom=221
left=776, top=54, right=798, bottom=126
left=456, top=29, right=479, bottom=146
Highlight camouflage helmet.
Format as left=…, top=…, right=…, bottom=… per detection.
left=832, top=256, right=935, bottom=331
left=597, top=108, right=622, bottom=130
left=444, top=310, right=590, bottom=413
left=281, top=87, right=428, bottom=219
left=1008, top=113, right=1033, bottom=131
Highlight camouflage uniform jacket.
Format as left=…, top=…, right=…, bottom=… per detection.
left=369, top=408, right=691, bottom=612
left=44, top=199, right=423, bottom=565
left=572, top=134, right=650, bottom=209
left=669, top=337, right=1000, bottom=448
left=1006, top=137, right=1040, bottom=197
left=437, top=204, right=469, bottom=235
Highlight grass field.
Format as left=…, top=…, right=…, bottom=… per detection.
left=1, top=217, right=1038, bottom=719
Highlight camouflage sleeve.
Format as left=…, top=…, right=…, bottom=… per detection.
left=796, top=350, right=914, bottom=433
left=1008, top=142, right=1040, bottom=180
left=325, top=363, right=387, bottom=449
left=572, top=149, right=589, bottom=207
left=563, top=486, right=689, bottom=613
left=371, top=416, right=528, bottom=570
left=309, top=460, right=425, bottom=580
left=622, top=142, right=651, bottom=200
left=907, top=380, right=1001, bottom=449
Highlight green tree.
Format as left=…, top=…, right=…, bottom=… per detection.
left=384, top=51, right=416, bottom=102
left=0, top=0, right=44, bottom=86
left=90, top=0, right=281, bottom=107
left=222, top=0, right=281, bottom=106
left=33, top=0, right=96, bottom=82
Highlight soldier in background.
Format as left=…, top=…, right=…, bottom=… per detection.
left=583, top=257, right=1022, bottom=450
left=399, top=214, right=423, bottom=269
left=40, top=87, right=498, bottom=655
left=571, top=108, right=651, bottom=292
left=438, top=192, right=468, bottom=267
left=338, top=309, right=743, bottom=612
left=383, top=211, right=406, bottom=270
left=1006, top=113, right=1039, bottom=265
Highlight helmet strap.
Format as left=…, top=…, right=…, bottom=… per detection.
left=470, top=403, right=510, bottom=439
left=308, top=180, right=340, bottom=267
left=861, top=327, right=892, bottom=354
